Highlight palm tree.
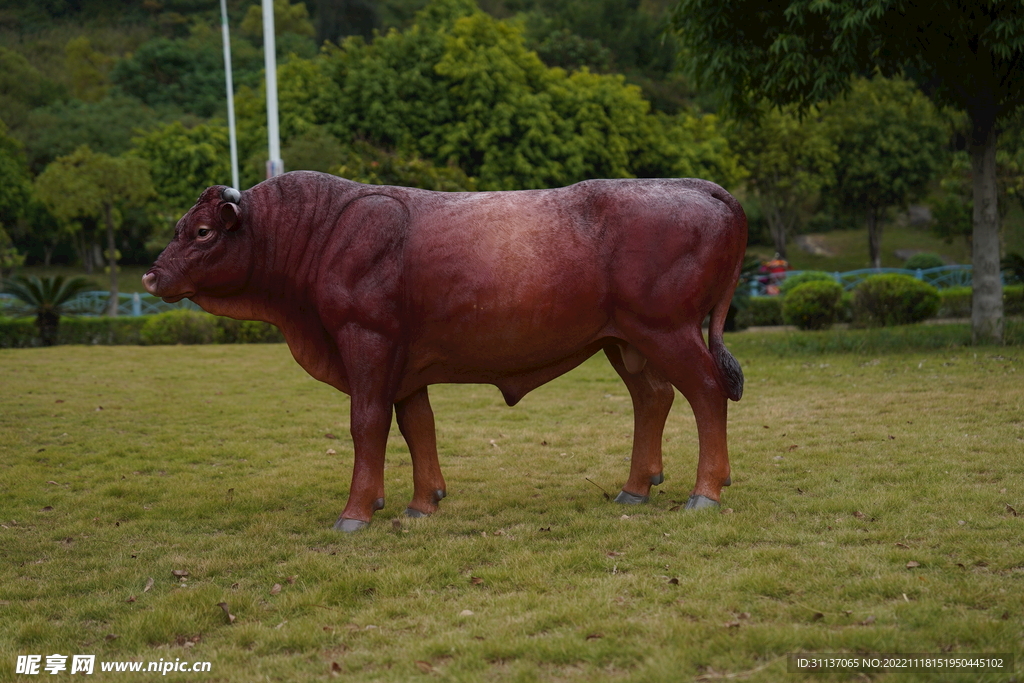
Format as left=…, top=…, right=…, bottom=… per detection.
left=1, top=275, right=94, bottom=346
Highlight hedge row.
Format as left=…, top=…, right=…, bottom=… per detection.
left=0, top=310, right=284, bottom=348
left=738, top=283, right=1024, bottom=329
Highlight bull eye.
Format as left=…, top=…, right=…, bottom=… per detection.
left=197, top=228, right=211, bottom=238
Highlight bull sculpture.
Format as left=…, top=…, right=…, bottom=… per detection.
left=144, top=171, right=747, bottom=531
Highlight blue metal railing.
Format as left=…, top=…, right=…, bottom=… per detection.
left=0, top=291, right=200, bottom=317
left=749, top=265, right=980, bottom=297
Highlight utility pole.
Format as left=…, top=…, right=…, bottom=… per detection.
left=262, top=0, right=284, bottom=178
left=220, top=0, right=239, bottom=189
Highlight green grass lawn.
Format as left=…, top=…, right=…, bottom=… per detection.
left=749, top=225, right=973, bottom=272
left=1, top=339, right=1021, bottom=682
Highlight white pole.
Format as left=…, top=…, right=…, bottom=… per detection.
left=262, top=0, right=283, bottom=178
left=220, top=0, right=239, bottom=189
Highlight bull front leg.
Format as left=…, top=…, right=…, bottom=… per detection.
left=395, top=387, right=447, bottom=518
left=333, top=329, right=402, bottom=532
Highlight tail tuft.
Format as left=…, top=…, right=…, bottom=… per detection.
left=712, top=342, right=744, bottom=401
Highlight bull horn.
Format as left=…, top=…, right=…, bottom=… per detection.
left=221, top=187, right=241, bottom=203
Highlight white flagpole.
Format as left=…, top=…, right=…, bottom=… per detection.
left=220, top=0, right=239, bottom=189
left=262, top=0, right=283, bottom=178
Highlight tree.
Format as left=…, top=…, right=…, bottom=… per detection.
left=1, top=275, right=94, bottom=346
left=0, top=120, right=31, bottom=277
left=821, top=76, right=948, bottom=268
left=130, top=121, right=231, bottom=218
left=670, top=0, right=1024, bottom=344
left=34, top=146, right=154, bottom=316
left=728, top=104, right=835, bottom=258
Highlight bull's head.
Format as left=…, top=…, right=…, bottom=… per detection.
left=143, top=186, right=252, bottom=305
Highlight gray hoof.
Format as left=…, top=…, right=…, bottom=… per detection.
left=614, top=490, right=649, bottom=505
left=650, top=473, right=665, bottom=486
left=434, top=489, right=446, bottom=501
left=334, top=518, right=369, bottom=532
left=723, top=476, right=732, bottom=487
left=404, top=507, right=428, bottom=518
left=683, top=495, right=719, bottom=511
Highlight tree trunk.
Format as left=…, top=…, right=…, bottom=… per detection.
left=866, top=206, right=882, bottom=269
left=970, top=117, right=1003, bottom=344
left=43, top=245, right=53, bottom=268
left=762, top=196, right=789, bottom=259
left=104, top=203, right=119, bottom=317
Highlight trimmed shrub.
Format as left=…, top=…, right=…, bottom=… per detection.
left=903, top=252, right=945, bottom=270
left=58, top=317, right=148, bottom=345
left=215, top=318, right=285, bottom=343
left=0, top=315, right=36, bottom=348
left=141, top=310, right=218, bottom=345
left=779, top=271, right=836, bottom=297
left=853, top=274, right=940, bottom=327
left=937, top=287, right=972, bottom=318
left=738, top=296, right=784, bottom=327
left=782, top=280, right=845, bottom=330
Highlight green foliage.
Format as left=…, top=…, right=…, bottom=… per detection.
left=904, top=253, right=946, bottom=271
left=0, top=47, right=65, bottom=133
left=1003, top=252, right=1024, bottom=284
left=111, top=27, right=263, bottom=118
left=853, top=274, right=941, bottom=328
left=1, top=274, right=94, bottom=345
left=215, top=318, right=286, bottom=344
left=821, top=77, right=948, bottom=267
left=19, top=96, right=162, bottom=175
left=938, top=285, right=1024, bottom=319
left=781, top=279, right=844, bottom=331
left=0, top=226, right=25, bottom=278
left=0, top=120, right=32, bottom=233
left=140, top=309, right=218, bottom=345
left=241, top=0, right=316, bottom=38
left=297, top=0, right=739, bottom=191
left=130, top=121, right=231, bottom=218
left=738, top=296, right=783, bottom=327
left=728, top=104, right=835, bottom=256
left=34, top=146, right=154, bottom=227
left=330, top=139, right=476, bottom=191
left=778, top=271, right=834, bottom=297
left=64, top=36, right=113, bottom=102
left=0, top=315, right=34, bottom=347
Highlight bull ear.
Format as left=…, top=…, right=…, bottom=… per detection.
left=220, top=202, right=240, bottom=231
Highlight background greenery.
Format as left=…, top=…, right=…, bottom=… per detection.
left=1, top=0, right=1024, bottom=288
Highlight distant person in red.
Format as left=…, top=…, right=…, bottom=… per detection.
left=761, top=253, right=789, bottom=295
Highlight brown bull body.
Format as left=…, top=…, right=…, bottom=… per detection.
left=144, top=171, right=747, bottom=530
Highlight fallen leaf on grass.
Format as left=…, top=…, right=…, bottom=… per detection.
left=906, top=561, right=921, bottom=569
left=724, top=620, right=741, bottom=628
left=1006, top=504, right=1018, bottom=517
left=126, top=596, right=135, bottom=603
left=105, top=634, right=118, bottom=641
left=895, top=542, right=910, bottom=549
left=787, top=445, right=799, bottom=452
left=860, top=615, right=876, bottom=626
left=325, top=433, right=337, bottom=439
left=217, top=602, right=236, bottom=624
left=144, top=577, right=154, bottom=592
left=47, top=481, right=58, bottom=485
left=459, top=610, right=474, bottom=617
left=414, top=661, right=434, bottom=674
left=738, top=612, right=750, bottom=619
left=812, top=612, right=824, bottom=621
left=585, top=633, right=603, bottom=640
left=270, top=583, right=282, bottom=595
left=40, top=506, right=53, bottom=511
left=172, top=569, right=189, bottom=579
left=852, top=511, right=866, bottom=519
left=668, top=578, right=679, bottom=585
left=331, top=662, right=341, bottom=674
left=326, top=448, right=337, bottom=455
left=470, top=577, right=484, bottom=585
left=606, top=551, right=623, bottom=557
left=287, top=575, right=297, bottom=584
left=669, top=505, right=681, bottom=512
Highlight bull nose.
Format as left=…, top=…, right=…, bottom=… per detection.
left=142, top=271, right=158, bottom=295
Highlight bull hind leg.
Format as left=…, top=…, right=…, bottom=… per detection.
left=629, top=328, right=733, bottom=510
left=604, top=344, right=675, bottom=505
left=395, top=387, right=447, bottom=518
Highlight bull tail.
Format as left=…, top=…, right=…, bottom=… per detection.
left=708, top=269, right=744, bottom=402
